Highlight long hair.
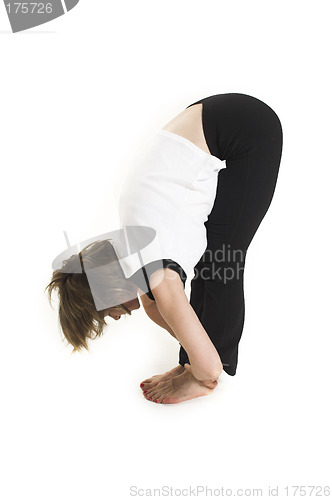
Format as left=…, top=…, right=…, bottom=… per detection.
left=45, top=239, right=136, bottom=353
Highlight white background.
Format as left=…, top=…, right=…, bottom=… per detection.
left=0, top=1, right=331, bottom=499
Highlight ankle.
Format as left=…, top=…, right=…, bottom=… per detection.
left=167, top=365, right=185, bottom=375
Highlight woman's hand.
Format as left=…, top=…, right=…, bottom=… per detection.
left=184, top=363, right=219, bottom=389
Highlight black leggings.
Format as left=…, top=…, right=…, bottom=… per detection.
left=178, top=93, right=283, bottom=376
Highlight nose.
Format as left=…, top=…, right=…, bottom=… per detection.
left=109, top=314, right=121, bottom=320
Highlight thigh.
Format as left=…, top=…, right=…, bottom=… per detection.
left=206, top=140, right=282, bottom=255
left=189, top=94, right=283, bottom=298
left=204, top=94, right=283, bottom=255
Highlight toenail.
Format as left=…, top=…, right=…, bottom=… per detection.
left=143, top=390, right=147, bottom=393
left=154, top=400, right=157, bottom=403
left=140, top=383, right=144, bottom=387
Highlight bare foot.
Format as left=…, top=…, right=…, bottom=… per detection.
left=143, top=368, right=218, bottom=404
left=140, top=364, right=185, bottom=391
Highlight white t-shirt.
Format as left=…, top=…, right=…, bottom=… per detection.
left=114, top=129, right=226, bottom=298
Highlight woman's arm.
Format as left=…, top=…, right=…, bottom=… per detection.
left=139, top=289, right=219, bottom=387
left=149, top=268, right=223, bottom=382
left=140, top=295, right=177, bottom=339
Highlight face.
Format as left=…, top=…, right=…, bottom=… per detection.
left=103, top=297, right=140, bottom=320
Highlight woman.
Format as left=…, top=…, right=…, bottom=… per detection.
left=46, top=93, right=283, bottom=405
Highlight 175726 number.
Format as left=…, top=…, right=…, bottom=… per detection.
left=6, top=3, right=53, bottom=14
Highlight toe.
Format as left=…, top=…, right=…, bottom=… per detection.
left=146, top=386, right=157, bottom=396
left=147, top=390, right=157, bottom=400
left=144, top=390, right=155, bottom=401
left=140, top=381, right=158, bottom=391
left=141, top=377, right=153, bottom=385
left=152, top=387, right=168, bottom=403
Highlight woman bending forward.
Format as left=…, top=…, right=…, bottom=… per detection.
left=46, top=93, right=283, bottom=405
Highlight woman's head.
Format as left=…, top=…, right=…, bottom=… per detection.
left=45, top=239, right=139, bottom=353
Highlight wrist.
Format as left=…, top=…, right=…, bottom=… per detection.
left=199, top=378, right=218, bottom=389
left=184, top=363, right=219, bottom=384
left=184, top=364, right=218, bottom=388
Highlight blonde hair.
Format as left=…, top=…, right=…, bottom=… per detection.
left=45, top=239, right=136, bottom=353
